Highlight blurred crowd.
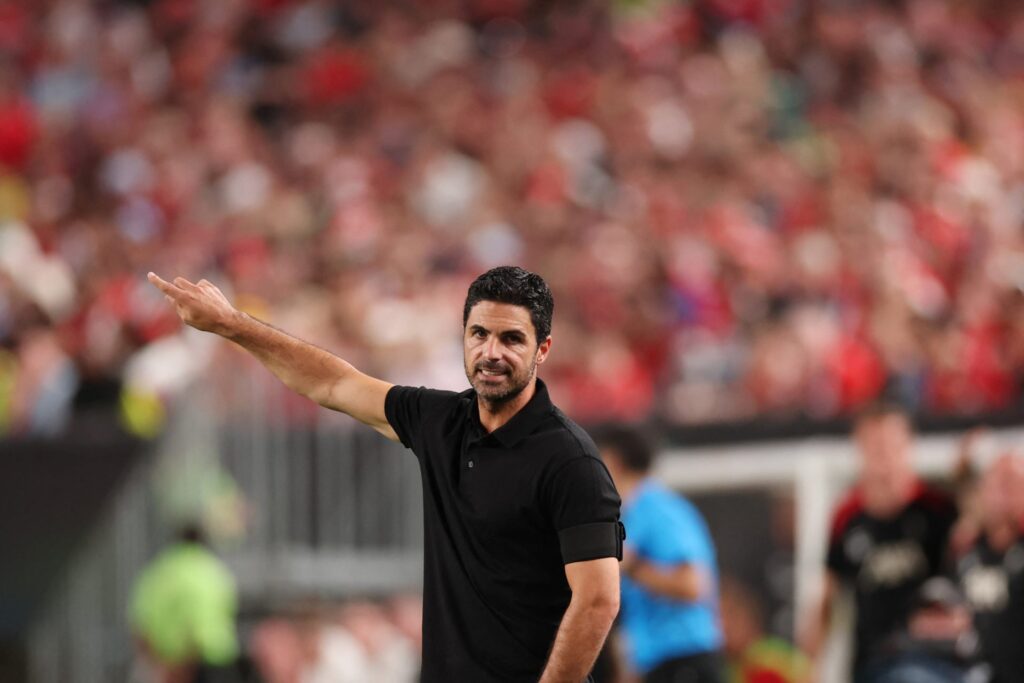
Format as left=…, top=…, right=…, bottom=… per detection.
left=131, top=559, right=801, bottom=683
left=2, top=0, right=1024, bottom=436
left=247, top=598, right=422, bottom=683
left=240, top=576, right=803, bottom=683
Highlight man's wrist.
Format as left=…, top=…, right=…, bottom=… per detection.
left=219, top=309, right=249, bottom=341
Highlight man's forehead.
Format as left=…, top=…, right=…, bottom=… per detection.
left=466, top=301, right=534, bottom=332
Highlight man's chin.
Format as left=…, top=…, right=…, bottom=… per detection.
left=473, top=380, right=524, bottom=405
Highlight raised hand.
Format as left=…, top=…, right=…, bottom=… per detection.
left=147, top=272, right=240, bottom=337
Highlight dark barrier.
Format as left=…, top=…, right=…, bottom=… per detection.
left=653, top=407, right=1024, bottom=447
left=0, top=422, right=143, bottom=681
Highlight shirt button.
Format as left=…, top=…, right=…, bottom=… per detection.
left=468, top=461, right=474, bottom=468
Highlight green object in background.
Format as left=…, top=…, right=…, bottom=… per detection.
left=728, top=636, right=809, bottom=683
left=130, top=541, right=239, bottom=666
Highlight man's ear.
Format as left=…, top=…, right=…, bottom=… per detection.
left=536, top=336, right=552, bottom=364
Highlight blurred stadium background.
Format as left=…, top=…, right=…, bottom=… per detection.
left=1, top=0, right=1023, bottom=681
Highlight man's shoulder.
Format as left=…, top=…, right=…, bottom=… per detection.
left=909, top=482, right=957, bottom=517
left=637, top=481, right=700, bottom=520
left=540, top=406, right=600, bottom=462
left=829, top=488, right=867, bottom=540
left=388, top=384, right=472, bottom=412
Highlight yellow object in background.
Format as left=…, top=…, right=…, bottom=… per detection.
left=120, top=387, right=167, bottom=439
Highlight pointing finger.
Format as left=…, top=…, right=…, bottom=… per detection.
left=173, top=276, right=198, bottom=291
left=148, top=272, right=183, bottom=297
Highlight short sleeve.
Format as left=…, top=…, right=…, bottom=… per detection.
left=826, top=517, right=854, bottom=578
left=543, top=457, right=623, bottom=565
left=384, top=385, right=456, bottom=451
left=825, top=495, right=862, bottom=579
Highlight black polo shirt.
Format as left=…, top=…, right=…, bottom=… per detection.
left=385, top=378, right=624, bottom=682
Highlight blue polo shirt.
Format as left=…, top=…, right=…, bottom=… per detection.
left=620, top=480, right=722, bottom=673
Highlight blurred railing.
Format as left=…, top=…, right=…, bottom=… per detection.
left=27, top=354, right=424, bottom=683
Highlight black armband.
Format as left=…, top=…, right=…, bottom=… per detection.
left=558, top=521, right=626, bottom=564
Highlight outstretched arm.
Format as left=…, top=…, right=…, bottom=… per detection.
left=539, top=557, right=619, bottom=683
left=148, top=272, right=397, bottom=440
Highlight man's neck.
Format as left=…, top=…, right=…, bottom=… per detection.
left=862, top=474, right=918, bottom=519
left=477, top=379, right=536, bottom=433
left=616, top=474, right=643, bottom=503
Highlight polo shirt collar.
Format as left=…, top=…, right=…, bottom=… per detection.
left=467, top=378, right=554, bottom=447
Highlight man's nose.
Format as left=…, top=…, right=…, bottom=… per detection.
left=483, top=337, right=503, bottom=359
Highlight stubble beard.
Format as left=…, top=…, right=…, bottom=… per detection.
left=466, top=357, right=537, bottom=406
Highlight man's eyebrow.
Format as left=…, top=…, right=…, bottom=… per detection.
left=469, top=324, right=489, bottom=333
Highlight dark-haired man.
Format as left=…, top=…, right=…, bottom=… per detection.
left=149, top=266, right=624, bottom=683
left=595, top=425, right=724, bottom=683
left=801, top=404, right=959, bottom=683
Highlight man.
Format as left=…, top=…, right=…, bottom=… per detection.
left=148, top=266, right=623, bottom=683
left=718, top=577, right=808, bottom=683
left=801, top=403, right=958, bottom=683
left=130, top=524, right=239, bottom=683
left=595, top=424, right=724, bottom=683
left=955, top=454, right=1024, bottom=683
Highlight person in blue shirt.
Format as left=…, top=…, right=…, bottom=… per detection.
left=595, top=424, right=724, bottom=683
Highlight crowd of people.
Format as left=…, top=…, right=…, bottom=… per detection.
left=802, top=407, right=1024, bottom=683
left=248, top=598, right=423, bottom=683
left=3, top=0, right=1024, bottom=436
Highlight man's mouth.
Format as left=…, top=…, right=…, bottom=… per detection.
left=478, top=367, right=507, bottom=377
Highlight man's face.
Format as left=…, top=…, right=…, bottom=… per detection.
left=856, top=413, right=913, bottom=489
left=981, top=455, right=1024, bottom=525
left=464, top=301, right=551, bottom=404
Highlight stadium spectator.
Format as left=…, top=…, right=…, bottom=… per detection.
left=954, top=453, right=1024, bottom=683
left=718, top=576, right=808, bottom=683
left=801, top=403, right=959, bottom=683
left=130, top=524, right=239, bottom=683
left=2, top=0, right=1024, bottom=436
left=596, top=423, right=724, bottom=683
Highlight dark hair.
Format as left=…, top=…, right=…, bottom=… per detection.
left=593, top=423, right=656, bottom=474
left=463, top=266, right=554, bottom=344
left=177, top=522, right=207, bottom=546
left=854, top=400, right=913, bottom=430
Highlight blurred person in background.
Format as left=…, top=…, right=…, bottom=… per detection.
left=801, top=403, right=959, bottom=683
left=718, top=576, right=808, bottom=683
left=954, top=453, right=1024, bottom=683
left=596, top=424, right=724, bottom=683
left=301, top=601, right=418, bottom=683
left=130, top=523, right=239, bottom=683
left=149, top=265, right=623, bottom=683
